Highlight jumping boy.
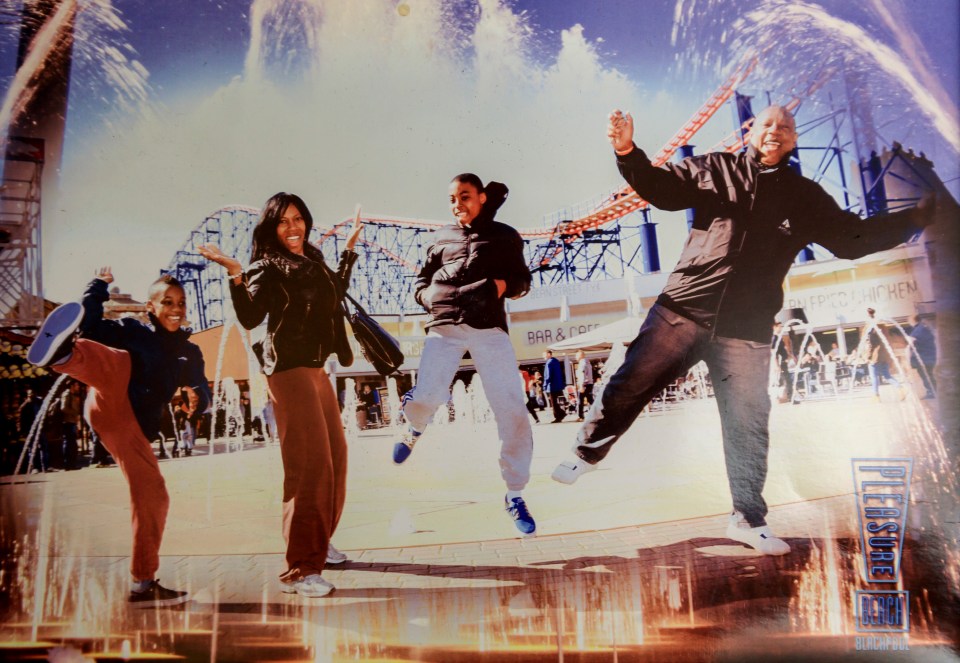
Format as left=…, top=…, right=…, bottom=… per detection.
left=28, top=267, right=210, bottom=606
left=392, top=174, right=537, bottom=536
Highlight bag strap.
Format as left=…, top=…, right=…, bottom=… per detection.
left=342, top=291, right=365, bottom=315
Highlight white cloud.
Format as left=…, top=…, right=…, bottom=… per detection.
left=46, top=0, right=684, bottom=300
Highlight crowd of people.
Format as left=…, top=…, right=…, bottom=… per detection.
left=2, top=380, right=115, bottom=474
left=2, top=375, right=290, bottom=475
left=519, top=349, right=601, bottom=424
left=8, top=301, right=932, bottom=477
left=772, top=308, right=938, bottom=404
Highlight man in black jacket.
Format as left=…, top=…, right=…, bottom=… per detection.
left=552, top=105, right=935, bottom=555
left=392, top=173, right=538, bottom=537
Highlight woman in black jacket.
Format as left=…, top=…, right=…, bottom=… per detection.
left=199, top=193, right=362, bottom=598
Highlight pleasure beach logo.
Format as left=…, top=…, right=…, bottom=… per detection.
left=852, top=458, right=912, bottom=652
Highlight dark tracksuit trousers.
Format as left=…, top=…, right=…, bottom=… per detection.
left=574, top=304, right=772, bottom=527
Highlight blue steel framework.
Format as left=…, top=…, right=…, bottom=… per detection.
left=165, top=206, right=261, bottom=332
left=166, top=74, right=934, bottom=331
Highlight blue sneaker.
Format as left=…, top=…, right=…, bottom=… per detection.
left=392, top=428, right=421, bottom=464
left=505, top=495, right=536, bottom=536
left=28, top=302, right=84, bottom=367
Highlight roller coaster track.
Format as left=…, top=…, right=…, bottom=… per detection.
left=316, top=216, right=444, bottom=271
left=316, top=58, right=758, bottom=273
left=171, top=58, right=858, bottom=323
left=706, top=66, right=835, bottom=155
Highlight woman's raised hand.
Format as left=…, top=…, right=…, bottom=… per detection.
left=198, top=243, right=243, bottom=278
left=345, top=204, right=364, bottom=251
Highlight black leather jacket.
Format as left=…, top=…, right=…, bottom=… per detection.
left=414, top=182, right=532, bottom=332
left=617, top=144, right=924, bottom=342
left=230, top=245, right=358, bottom=375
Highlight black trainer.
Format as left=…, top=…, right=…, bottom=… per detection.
left=128, top=580, right=189, bottom=608
left=27, top=302, right=84, bottom=367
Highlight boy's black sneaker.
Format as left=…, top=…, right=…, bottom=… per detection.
left=27, top=302, right=84, bottom=367
left=128, top=580, right=189, bottom=608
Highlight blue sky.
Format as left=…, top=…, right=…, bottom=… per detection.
left=1, top=0, right=957, bottom=302
left=73, top=1, right=958, bottom=107
left=94, top=0, right=957, bottom=108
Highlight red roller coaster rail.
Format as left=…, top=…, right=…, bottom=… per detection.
left=317, top=58, right=759, bottom=271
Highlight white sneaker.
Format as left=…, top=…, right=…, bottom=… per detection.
left=725, top=512, right=791, bottom=556
left=280, top=574, right=335, bottom=598
left=551, top=457, right=597, bottom=484
left=326, top=543, right=348, bottom=565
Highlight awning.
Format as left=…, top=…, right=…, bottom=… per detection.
left=548, top=315, right=645, bottom=353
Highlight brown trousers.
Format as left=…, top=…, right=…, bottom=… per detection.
left=267, top=367, right=348, bottom=580
left=56, top=339, right=169, bottom=580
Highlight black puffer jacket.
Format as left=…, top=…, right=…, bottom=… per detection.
left=414, top=182, right=532, bottom=332
left=80, top=278, right=211, bottom=441
left=230, top=245, right=358, bottom=375
left=617, top=144, right=925, bottom=343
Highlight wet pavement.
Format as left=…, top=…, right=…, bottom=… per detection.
left=1, top=386, right=958, bottom=661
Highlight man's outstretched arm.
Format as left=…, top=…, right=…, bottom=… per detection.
left=609, top=109, right=711, bottom=212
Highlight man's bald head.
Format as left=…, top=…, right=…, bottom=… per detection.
left=749, top=105, right=798, bottom=166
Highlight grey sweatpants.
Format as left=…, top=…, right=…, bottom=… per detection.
left=403, top=323, right=533, bottom=491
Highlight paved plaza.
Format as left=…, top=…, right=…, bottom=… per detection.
left=1, top=388, right=958, bottom=662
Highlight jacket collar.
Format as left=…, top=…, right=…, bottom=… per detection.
left=146, top=313, right=193, bottom=340
left=459, top=213, right=492, bottom=231
left=267, top=244, right=326, bottom=276
left=746, top=143, right=792, bottom=172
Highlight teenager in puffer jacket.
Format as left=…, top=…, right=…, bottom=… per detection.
left=392, top=173, right=538, bottom=538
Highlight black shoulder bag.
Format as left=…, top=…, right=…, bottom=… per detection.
left=341, top=292, right=405, bottom=376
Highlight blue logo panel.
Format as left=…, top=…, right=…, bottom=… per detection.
left=855, top=590, right=909, bottom=633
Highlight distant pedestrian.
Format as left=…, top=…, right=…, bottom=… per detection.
left=60, top=381, right=82, bottom=469
left=799, top=341, right=821, bottom=396
left=772, top=322, right=796, bottom=403
left=574, top=350, right=594, bottom=421
left=862, top=308, right=905, bottom=401
left=261, top=399, right=277, bottom=443
left=520, top=368, right=540, bottom=424
left=173, top=388, right=198, bottom=457
left=907, top=314, right=937, bottom=399
left=359, top=383, right=382, bottom=428
left=542, top=350, right=566, bottom=423
left=17, top=388, right=47, bottom=472
left=90, top=428, right=115, bottom=467
left=532, top=371, right=546, bottom=410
